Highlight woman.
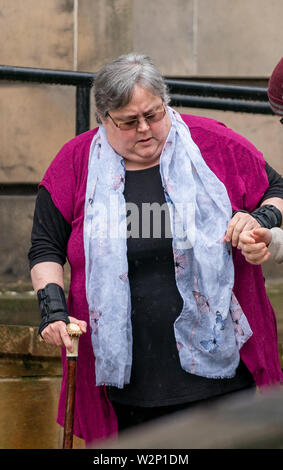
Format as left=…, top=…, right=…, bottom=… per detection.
left=28, top=53, right=283, bottom=445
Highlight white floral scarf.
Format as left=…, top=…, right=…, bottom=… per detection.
left=83, top=107, right=252, bottom=388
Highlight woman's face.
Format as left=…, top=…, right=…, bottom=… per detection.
left=101, top=85, right=171, bottom=170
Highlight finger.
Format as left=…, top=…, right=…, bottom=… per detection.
left=238, top=232, right=256, bottom=245
left=239, top=242, right=267, bottom=254
left=231, top=219, right=249, bottom=247
left=60, top=324, right=74, bottom=352
left=251, top=227, right=272, bottom=245
left=42, top=322, right=66, bottom=347
left=243, top=250, right=270, bottom=265
left=234, top=218, right=261, bottom=248
left=224, top=215, right=239, bottom=242
left=42, top=321, right=73, bottom=351
left=68, top=316, right=87, bottom=334
left=242, top=246, right=269, bottom=261
left=241, top=219, right=261, bottom=232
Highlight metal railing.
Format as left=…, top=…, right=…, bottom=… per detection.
left=0, top=64, right=274, bottom=134
left=0, top=64, right=274, bottom=194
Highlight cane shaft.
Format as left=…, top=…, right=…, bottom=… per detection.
left=63, top=358, right=77, bottom=449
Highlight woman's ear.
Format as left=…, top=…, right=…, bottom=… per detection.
left=95, top=111, right=104, bottom=125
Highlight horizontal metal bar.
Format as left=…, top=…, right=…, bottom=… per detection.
left=0, top=65, right=94, bottom=86
left=170, top=94, right=273, bottom=114
left=0, top=65, right=274, bottom=115
left=0, top=183, right=38, bottom=196
left=166, top=79, right=268, bottom=101
left=0, top=65, right=268, bottom=100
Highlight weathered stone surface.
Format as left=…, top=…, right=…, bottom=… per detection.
left=77, top=0, right=133, bottom=72
left=0, top=293, right=39, bottom=326
left=0, top=324, right=60, bottom=359
left=0, top=0, right=74, bottom=69
left=0, top=325, right=33, bottom=355
left=32, top=331, right=61, bottom=358
left=133, top=0, right=195, bottom=76
left=197, top=0, right=283, bottom=77
left=0, top=196, right=35, bottom=281
left=0, top=195, right=71, bottom=285
left=0, top=323, right=62, bottom=359
left=0, top=377, right=61, bottom=448
left=0, top=84, right=76, bottom=183
left=0, top=356, right=62, bottom=378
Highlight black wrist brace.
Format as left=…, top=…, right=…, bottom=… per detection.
left=37, top=283, right=70, bottom=337
left=233, top=205, right=282, bottom=229
left=251, top=204, right=282, bottom=228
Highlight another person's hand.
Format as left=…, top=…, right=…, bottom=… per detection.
left=224, top=212, right=260, bottom=247
left=238, top=227, right=272, bottom=265
left=41, top=316, right=87, bottom=352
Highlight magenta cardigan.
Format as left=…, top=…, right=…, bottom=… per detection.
left=40, top=114, right=283, bottom=444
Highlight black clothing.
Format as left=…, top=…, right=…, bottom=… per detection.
left=111, top=385, right=256, bottom=432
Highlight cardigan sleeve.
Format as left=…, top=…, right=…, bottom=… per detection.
left=39, top=140, right=77, bottom=225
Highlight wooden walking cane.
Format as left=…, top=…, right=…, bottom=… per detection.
left=63, top=323, right=83, bottom=449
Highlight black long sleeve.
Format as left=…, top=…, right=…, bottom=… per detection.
left=261, top=162, right=283, bottom=202
left=28, top=186, right=72, bottom=269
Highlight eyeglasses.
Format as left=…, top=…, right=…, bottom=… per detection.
left=106, top=104, right=166, bottom=131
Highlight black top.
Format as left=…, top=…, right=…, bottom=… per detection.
left=28, top=162, right=283, bottom=407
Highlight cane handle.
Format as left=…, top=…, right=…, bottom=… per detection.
left=66, top=323, right=83, bottom=358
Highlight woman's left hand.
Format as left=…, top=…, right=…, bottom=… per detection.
left=224, top=212, right=261, bottom=247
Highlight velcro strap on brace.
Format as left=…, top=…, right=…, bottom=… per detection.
left=37, top=283, right=70, bottom=337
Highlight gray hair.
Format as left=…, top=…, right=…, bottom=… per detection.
left=93, top=53, right=170, bottom=123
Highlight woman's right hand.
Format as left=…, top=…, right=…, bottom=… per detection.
left=41, top=316, right=87, bottom=352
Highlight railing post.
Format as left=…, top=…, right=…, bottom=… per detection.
left=76, top=85, right=91, bottom=135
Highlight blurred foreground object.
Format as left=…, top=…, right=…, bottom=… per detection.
left=92, top=386, right=283, bottom=449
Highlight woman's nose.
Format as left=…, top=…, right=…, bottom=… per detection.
left=136, top=116, right=150, bottom=132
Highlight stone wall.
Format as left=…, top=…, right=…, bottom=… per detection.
left=1, top=0, right=283, bottom=76
left=1, top=0, right=283, bottom=286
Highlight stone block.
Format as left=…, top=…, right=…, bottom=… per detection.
left=133, top=0, right=195, bottom=76
left=0, top=195, right=71, bottom=286
left=32, top=331, right=61, bottom=358
left=0, top=377, right=61, bottom=448
left=77, top=0, right=133, bottom=72
left=0, top=325, right=33, bottom=355
left=0, top=84, right=76, bottom=183
left=0, top=356, right=62, bottom=378
left=197, top=0, right=283, bottom=77
left=0, top=196, right=36, bottom=281
left=0, top=0, right=74, bottom=69
left=0, top=292, right=40, bottom=326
